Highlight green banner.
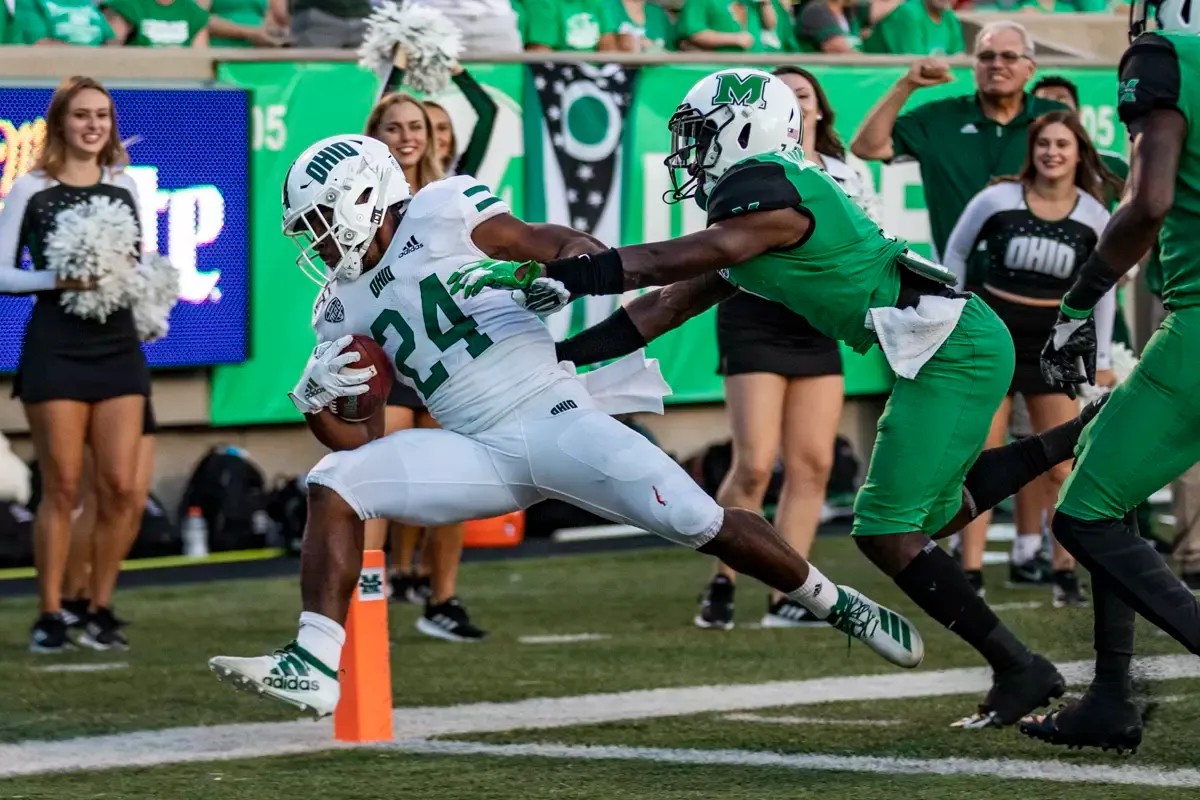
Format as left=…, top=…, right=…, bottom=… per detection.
left=211, top=61, right=1121, bottom=425
left=211, top=62, right=525, bottom=426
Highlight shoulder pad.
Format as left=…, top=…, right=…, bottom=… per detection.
left=706, top=158, right=803, bottom=226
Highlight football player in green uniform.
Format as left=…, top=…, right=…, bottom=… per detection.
left=451, top=68, right=1108, bottom=728
left=1022, top=0, right=1200, bottom=754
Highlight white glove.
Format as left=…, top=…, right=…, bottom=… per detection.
left=289, top=335, right=377, bottom=415
left=512, top=277, right=570, bottom=317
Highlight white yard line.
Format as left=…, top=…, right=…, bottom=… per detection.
left=518, top=634, right=611, bottom=645
left=3, top=654, right=1200, bottom=779
left=722, top=713, right=902, bottom=727
left=32, top=662, right=129, bottom=673
left=392, top=739, right=1200, bottom=788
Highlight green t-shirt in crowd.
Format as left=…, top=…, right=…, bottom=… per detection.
left=609, top=0, right=675, bottom=51
left=524, top=0, right=616, bottom=51
left=0, top=1, right=14, bottom=42
left=104, top=0, right=209, bottom=45
left=793, top=0, right=869, bottom=52
left=675, top=0, right=773, bottom=52
left=891, top=91, right=1066, bottom=270
left=17, top=0, right=114, bottom=44
left=863, top=0, right=963, bottom=55
left=208, top=0, right=263, bottom=45
left=760, top=0, right=798, bottom=52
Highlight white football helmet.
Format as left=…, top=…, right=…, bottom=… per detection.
left=1131, top=0, right=1200, bottom=39
left=665, top=68, right=802, bottom=204
left=282, top=134, right=411, bottom=284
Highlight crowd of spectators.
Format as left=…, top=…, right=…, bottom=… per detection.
left=0, top=0, right=1123, bottom=52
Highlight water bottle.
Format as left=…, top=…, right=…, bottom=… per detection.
left=183, top=506, right=209, bottom=558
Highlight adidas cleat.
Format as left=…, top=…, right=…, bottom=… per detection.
left=209, top=641, right=340, bottom=720
left=826, top=586, right=924, bottom=668
left=416, top=598, right=488, bottom=642
left=694, top=576, right=735, bottom=631
left=1019, top=690, right=1143, bottom=754
left=761, top=596, right=825, bottom=628
left=951, top=653, right=1065, bottom=729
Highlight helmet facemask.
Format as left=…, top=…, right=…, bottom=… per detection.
left=664, top=104, right=734, bottom=204
left=283, top=163, right=396, bottom=284
left=1129, top=0, right=1153, bottom=40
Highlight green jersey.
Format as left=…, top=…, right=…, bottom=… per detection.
left=103, top=0, right=209, bottom=45
left=16, top=0, right=114, bottom=44
left=706, top=151, right=906, bottom=354
left=1117, top=31, right=1200, bottom=309
left=862, top=0, right=964, bottom=56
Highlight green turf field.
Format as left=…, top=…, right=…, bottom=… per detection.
left=1, top=537, right=1196, bottom=798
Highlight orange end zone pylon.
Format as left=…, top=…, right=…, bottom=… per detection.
left=334, top=549, right=394, bottom=742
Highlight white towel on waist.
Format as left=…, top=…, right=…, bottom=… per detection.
left=560, top=351, right=673, bottom=416
left=865, top=294, right=967, bottom=380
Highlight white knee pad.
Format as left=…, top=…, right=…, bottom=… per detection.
left=305, top=450, right=371, bottom=520
left=663, top=497, right=724, bottom=549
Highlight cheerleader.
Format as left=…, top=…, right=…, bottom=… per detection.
left=695, top=66, right=877, bottom=630
left=943, top=110, right=1121, bottom=608
left=0, top=77, right=148, bottom=652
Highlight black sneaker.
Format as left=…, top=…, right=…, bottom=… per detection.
left=761, top=596, right=824, bottom=628
left=79, top=607, right=129, bottom=651
left=1051, top=570, right=1090, bottom=608
left=1007, top=555, right=1052, bottom=588
left=415, top=597, right=487, bottom=642
left=61, top=597, right=89, bottom=631
left=1019, top=687, right=1143, bottom=754
left=693, top=576, right=735, bottom=630
left=951, top=653, right=1065, bottom=729
left=964, top=570, right=985, bottom=599
left=30, top=613, right=72, bottom=654
left=389, top=573, right=432, bottom=606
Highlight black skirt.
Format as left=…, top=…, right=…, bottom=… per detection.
left=387, top=380, right=426, bottom=410
left=14, top=302, right=149, bottom=404
left=979, top=286, right=1064, bottom=396
left=717, top=291, right=842, bottom=378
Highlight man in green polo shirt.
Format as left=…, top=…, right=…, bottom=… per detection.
left=850, top=20, right=1065, bottom=273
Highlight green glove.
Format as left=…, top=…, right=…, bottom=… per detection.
left=448, top=259, right=543, bottom=298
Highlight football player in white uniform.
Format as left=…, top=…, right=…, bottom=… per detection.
left=208, top=134, right=925, bottom=719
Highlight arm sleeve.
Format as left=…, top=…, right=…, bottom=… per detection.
left=891, top=103, right=933, bottom=161
left=797, top=2, right=844, bottom=45
left=704, top=159, right=803, bottom=225
left=15, top=0, right=48, bottom=43
left=1117, top=33, right=1183, bottom=134
left=941, top=185, right=999, bottom=290
left=0, top=175, right=55, bottom=294
left=451, top=69, right=498, bottom=178
left=673, top=0, right=708, bottom=40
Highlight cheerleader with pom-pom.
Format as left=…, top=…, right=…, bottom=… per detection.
left=0, top=77, right=149, bottom=654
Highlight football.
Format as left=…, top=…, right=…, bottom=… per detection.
left=330, top=334, right=393, bottom=422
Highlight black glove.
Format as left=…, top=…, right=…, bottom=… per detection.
left=1040, top=310, right=1097, bottom=400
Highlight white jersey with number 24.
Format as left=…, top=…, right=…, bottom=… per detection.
left=311, top=175, right=570, bottom=434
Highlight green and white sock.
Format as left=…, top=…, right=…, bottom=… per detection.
left=296, top=612, right=345, bottom=674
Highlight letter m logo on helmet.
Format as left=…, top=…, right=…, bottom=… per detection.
left=711, top=72, right=770, bottom=109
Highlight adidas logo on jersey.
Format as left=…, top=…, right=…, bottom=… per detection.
left=960, top=123, right=978, bottom=134
left=549, top=399, right=577, bottom=416
left=398, top=235, right=423, bottom=258
left=324, top=297, right=345, bottom=323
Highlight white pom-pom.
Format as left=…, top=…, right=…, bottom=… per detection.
left=359, top=1, right=462, bottom=95
left=45, top=196, right=141, bottom=323
left=133, top=253, right=180, bottom=342
left=1077, top=342, right=1138, bottom=407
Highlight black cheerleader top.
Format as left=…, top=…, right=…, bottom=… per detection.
left=0, top=169, right=143, bottom=356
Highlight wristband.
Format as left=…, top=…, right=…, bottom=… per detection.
left=555, top=306, right=647, bottom=367
left=545, top=248, right=625, bottom=297
left=1062, top=252, right=1118, bottom=317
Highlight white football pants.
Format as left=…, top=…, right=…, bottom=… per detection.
left=306, top=379, right=724, bottom=548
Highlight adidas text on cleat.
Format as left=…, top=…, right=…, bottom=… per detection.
left=761, top=596, right=825, bottom=628
left=416, top=597, right=488, bottom=642
left=951, top=653, right=1065, bottom=729
left=826, top=586, right=924, bottom=668
left=694, top=576, right=735, bottom=630
left=1019, top=691, right=1143, bottom=754
left=209, top=641, right=340, bottom=719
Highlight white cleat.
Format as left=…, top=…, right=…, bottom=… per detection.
left=826, top=586, right=925, bottom=669
left=208, top=641, right=340, bottom=720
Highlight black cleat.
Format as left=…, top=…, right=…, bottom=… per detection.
left=1019, top=689, right=1143, bottom=754
left=694, top=576, right=735, bottom=630
left=390, top=573, right=432, bottom=606
left=29, top=613, right=72, bottom=654
left=1007, top=555, right=1052, bottom=588
left=1051, top=570, right=1090, bottom=608
left=951, top=653, right=1065, bottom=728
left=415, top=597, right=488, bottom=642
left=79, top=607, right=129, bottom=651
left=761, top=596, right=825, bottom=628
